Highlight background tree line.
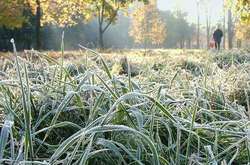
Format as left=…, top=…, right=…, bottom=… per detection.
left=0, top=0, right=249, bottom=51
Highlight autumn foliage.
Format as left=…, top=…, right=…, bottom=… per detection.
left=236, top=0, right=250, bottom=24
left=0, top=0, right=27, bottom=28
left=129, top=1, right=166, bottom=46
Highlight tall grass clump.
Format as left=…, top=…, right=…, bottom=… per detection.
left=214, top=50, right=250, bottom=69
left=0, top=42, right=249, bottom=164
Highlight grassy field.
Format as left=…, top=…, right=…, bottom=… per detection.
left=0, top=47, right=250, bottom=164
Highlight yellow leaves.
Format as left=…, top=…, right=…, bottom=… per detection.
left=30, top=0, right=88, bottom=27
left=235, top=23, right=250, bottom=40
left=226, top=0, right=250, bottom=42
left=236, top=0, right=250, bottom=24
left=129, top=2, right=167, bottom=45
left=226, top=0, right=250, bottom=25
left=1, top=0, right=146, bottom=29
left=84, top=13, right=93, bottom=22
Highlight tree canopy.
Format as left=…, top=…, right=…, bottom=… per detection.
left=236, top=0, right=250, bottom=24
left=0, top=0, right=27, bottom=28
left=226, top=0, right=250, bottom=24
left=160, top=11, right=195, bottom=48
left=83, top=0, right=148, bottom=48
left=130, top=1, right=166, bottom=47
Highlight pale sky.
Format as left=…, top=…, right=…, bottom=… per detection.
left=157, top=0, right=224, bottom=26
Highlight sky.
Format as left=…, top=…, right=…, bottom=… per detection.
left=157, top=0, right=224, bottom=26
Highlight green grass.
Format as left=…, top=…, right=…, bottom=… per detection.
left=0, top=44, right=249, bottom=164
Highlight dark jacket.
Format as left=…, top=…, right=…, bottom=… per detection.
left=213, top=29, right=223, bottom=42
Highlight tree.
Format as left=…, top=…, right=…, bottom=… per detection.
left=235, top=21, right=250, bottom=48
left=228, top=9, right=233, bottom=49
left=199, top=0, right=212, bottom=49
left=235, top=0, right=250, bottom=24
left=27, top=0, right=42, bottom=49
left=129, top=1, right=166, bottom=48
left=26, top=0, right=85, bottom=49
left=236, top=23, right=250, bottom=39
left=160, top=11, right=194, bottom=49
left=226, top=0, right=250, bottom=24
left=223, top=0, right=226, bottom=49
left=82, top=0, right=147, bottom=49
left=174, top=11, right=194, bottom=49
left=0, top=0, right=34, bottom=50
left=0, top=0, right=27, bottom=29
left=225, top=0, right=250, bottom=49
left=196, top=0, right=201, bottom=49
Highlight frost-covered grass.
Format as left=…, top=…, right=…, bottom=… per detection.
left=0, top=47, right=249, bottom=164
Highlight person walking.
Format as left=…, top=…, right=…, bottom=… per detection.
left=213, top=26, right=223, bottom=51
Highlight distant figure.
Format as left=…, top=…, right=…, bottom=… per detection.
left=213, top=27, right=223, bottom=51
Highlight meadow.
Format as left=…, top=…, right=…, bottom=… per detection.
left=0, top=46, right=250, bottom=164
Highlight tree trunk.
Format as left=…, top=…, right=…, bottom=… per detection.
left=180, top=40, right=184, bottom=49
left=99, top=26, right=104, bottom=49
left=206, top=14, right=211, bottom=50
left=223, top=3, right=226, bottom=49
left=228, top=9, right=233, bottom=49
left=196, top=1, right=200, bottom=49
left=237, top=39, right=241, bottom=48
left=188, top=39, right=191, bottom=49
left=97, top=0, right=119, bottom=50
left=36, top=0, right=41, bottom=50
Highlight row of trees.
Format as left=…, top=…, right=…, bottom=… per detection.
left=111, top=0, right=250, bottom=49
left=0, top=0, right=249, bottom=50
left=0, top=0, right=196, bottom=50
left=130, top=7, right=204, bottom=49
left=195, top=0, right=250, bottom=50
left=0, top=0, right=147, bottom=49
